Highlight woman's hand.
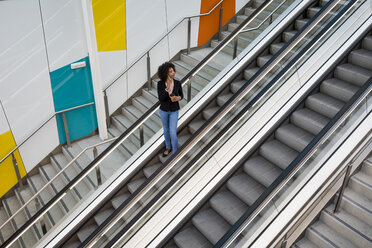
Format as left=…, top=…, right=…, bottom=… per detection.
left=170, top=96, right=181, bottom=102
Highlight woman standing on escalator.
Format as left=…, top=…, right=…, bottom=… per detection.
left=157, top=62, right=184, bottom=157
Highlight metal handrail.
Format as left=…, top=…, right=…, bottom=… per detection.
left=0, top=136, right=117, bottom=233
left=1, top=0, right=288, bottom=246
left=80, top=0, right=338, bottom=246
left=102, top=0, right=225, bottom=93
left=0, top=102, right=95, bottom=165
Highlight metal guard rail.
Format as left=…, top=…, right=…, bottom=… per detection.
left=81, top=0, right=348, bottom=247
left=215, top=1, right=366, bottom=246
left=0, top=0, right=282, bottom=246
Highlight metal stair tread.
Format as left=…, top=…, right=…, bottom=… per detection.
left=188, top=120, right=205, bottom=134
left=77, top=224, right=97, bottom=243
left=188, top=48, right=232, bottom=71
left=107, top=126, right=139, bottom=157
left=307, top=222, right=358, bottom=248
left=342, top=188, right=372, bottom=224
left=62, top=144, right=92, bottom=170
left=210, top=191, right=248, bottom=225
left=180, top=53, right=221, bottom=76
left=275, top=124, right=314, bottom=152
left=259, top=140, right=299, bottom=170
left=362, top=35, right=372, bottom=50
left=322, top=205, right=372, bottom=245
left=111, top=193, right=130, bottom=210
left=39, top=164, right=67, bottom=192
left=143, top=163, right=163, bottom=178
left=27, top=175, right=63, bottom=226
left=2, top=195, right=26, bottom=229
left=293, top=237, right=320, bottom=248
left=349, top=171, right=372, bottom=199
left=127, top=178, right=146, bottom=194
left=0, top=206, right=14, bottom=242
left=290, top=108, right=330, bottom=135
left=348, top=49, right=372, bottom=71
left=142, top=88, right=158, bottom=104
left=112, top=114, right=133, bottom=131
left=133, top=95, right=154, bottom=110
left=244, top=156, right=282, bottom=188
left=174, top=227, right=212, bottom=248
left=320, top=78, right=359, bottom=102
left=227, top=173, right=265, bottom=206
left=94, top=208, right=115, bottom=226
left=305, top=92, right=344, bottom=119
left=174, top=60, right=214, bottom=82
left=335, top=63, right=372, bottom=86
left=192, top=209, right=231, bottom=245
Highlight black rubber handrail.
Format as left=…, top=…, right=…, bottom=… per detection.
left=0, top=0, right=281, bottom=247
left=100, top=1, right=354, bottom=247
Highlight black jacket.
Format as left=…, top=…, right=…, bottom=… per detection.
left=157, top=79, right=183, bottom=112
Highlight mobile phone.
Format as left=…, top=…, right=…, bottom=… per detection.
left=170, top=93, right=175, bottom=97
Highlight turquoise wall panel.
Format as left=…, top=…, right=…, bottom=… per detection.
left=50, top=57, right=98, bottom=144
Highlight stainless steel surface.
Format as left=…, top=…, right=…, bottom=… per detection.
left=62, top=112, right=71, bottom=148
left=11, top=153, right=23, bottom=190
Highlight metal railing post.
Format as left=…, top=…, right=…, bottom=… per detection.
left=233, top=36, right=238, bottom=59
left=93, top=147, right=101, bottom=186
left=334, top=163, right=352, bottom=213
left=62, top=112, right=71, bottom=147
left=11, top=153, right=23, bottom=189
left=187, top=79, right=192, bottom=102
left=104, top=90, right=111, bottom=127
left=139, top=125, right=144, bottom=147
left=147, top=52, right=152, bottom=90
left=35, top=197, right=47, bottom=234
left=187, top=18, right=191, bottom=54
left=218, top=3, right=223, bottom=41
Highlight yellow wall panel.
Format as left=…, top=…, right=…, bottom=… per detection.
left=92, top=0, right=126, bottom=52
left=0, top=131, right=26, bottom=197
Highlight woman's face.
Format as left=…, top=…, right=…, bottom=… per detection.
left=168, top=67, right=175, bottom=79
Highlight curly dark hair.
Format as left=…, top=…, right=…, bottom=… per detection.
left=157, top=62, right=176, bottom=82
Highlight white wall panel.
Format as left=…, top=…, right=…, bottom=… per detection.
left=167, top=17, right=200, bottom=59
left=107, top=74, right=128, bottom=115
left=99, top=51, right=127, bottom=89
left=40, top=0, right=88, bottom=71
left=236, top=0, right=250, bottom=13
left=149, top=38, right=170, bottom=77
left=0, top=0, right=57, bottom=148
left=165, top=0, right=201, bottom=27
left=127, top=56, right=148, bottom=97
left=0, top=103, right=9, bottom=134
left=166, top=0, right=200, bottom=58
left=18, top=117, right=59, bottom=172
left=126, top=0, right=168, bottom=64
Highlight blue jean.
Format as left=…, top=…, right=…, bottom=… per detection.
left=159, top=109, right=179, bottom=154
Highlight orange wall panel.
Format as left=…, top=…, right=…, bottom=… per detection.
left=198, top=0, right=235, bottom=46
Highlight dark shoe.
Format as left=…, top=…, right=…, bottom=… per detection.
left=162, top=148, right=172, bottom=157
